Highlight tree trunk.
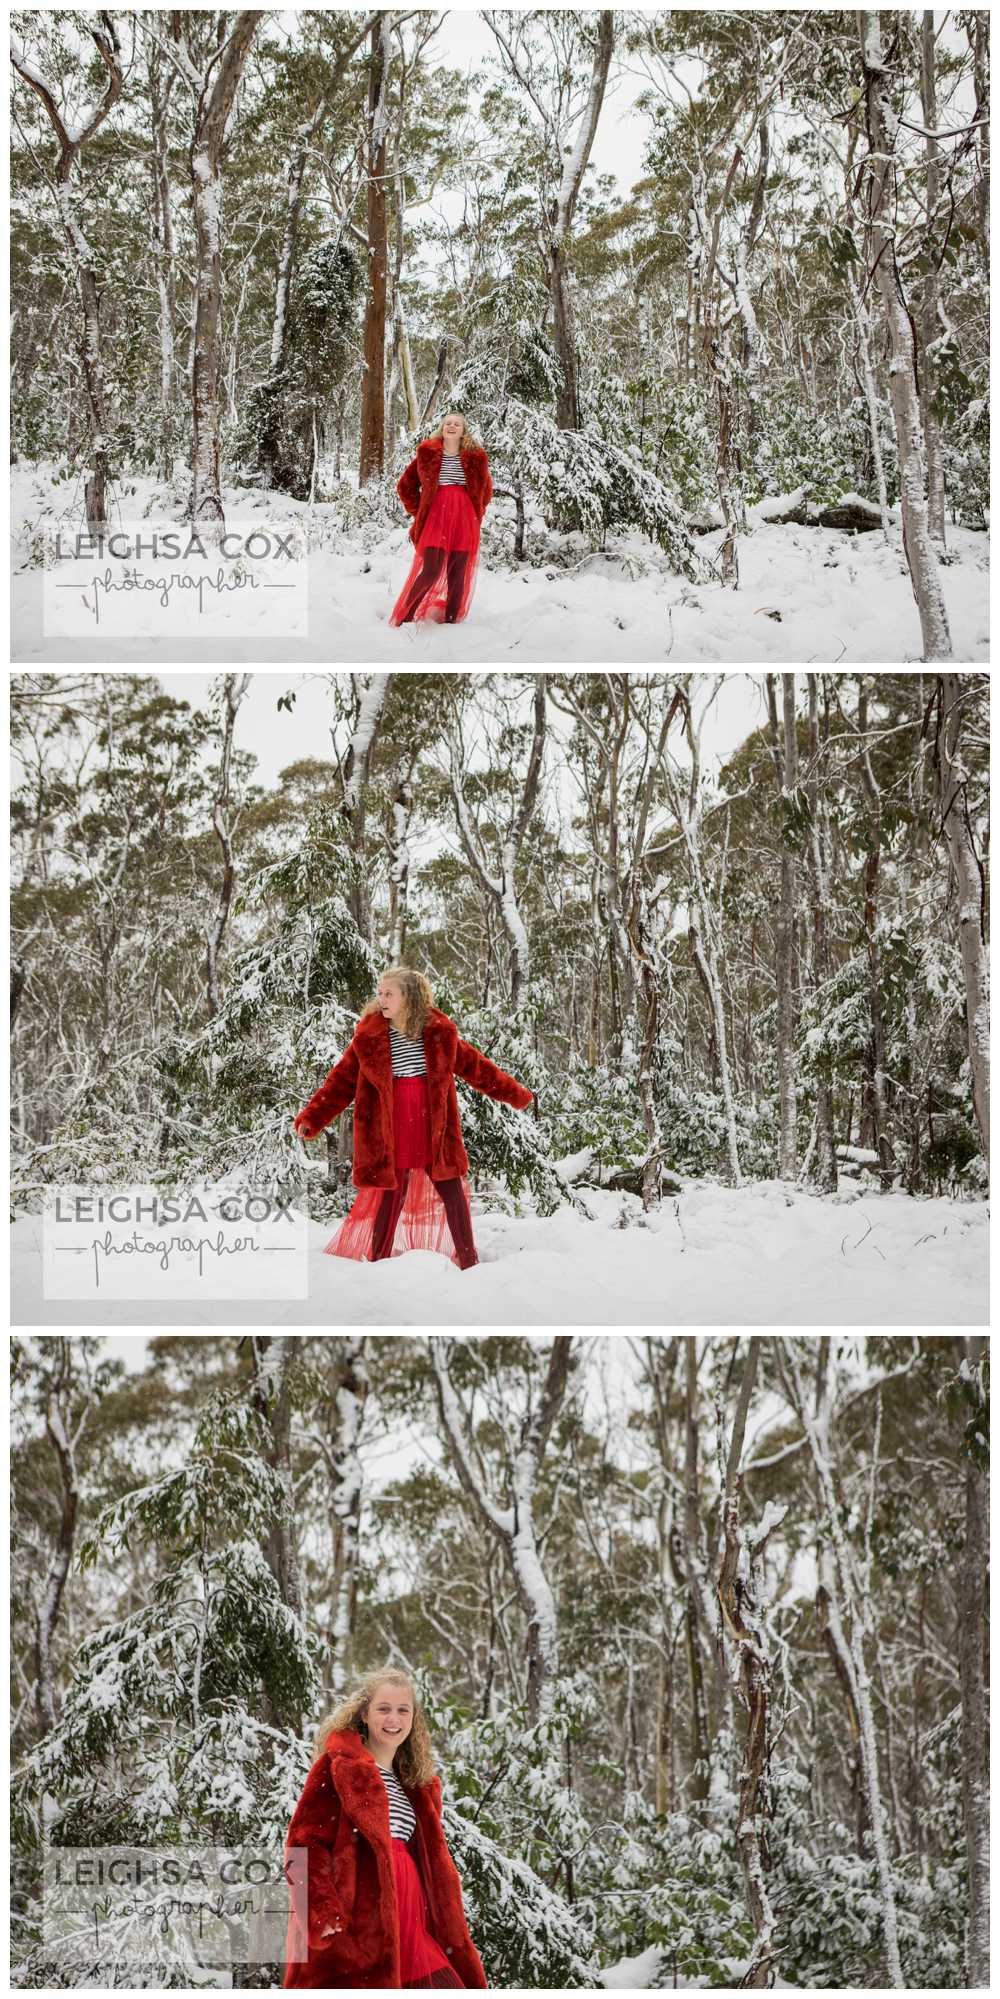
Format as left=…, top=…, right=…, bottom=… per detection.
left=717, top=1341, right=783, bottom=1986
left=325, top=1337, right=370, bottom=1700
left=781, top=1337, right=905, bottom=1986
left=205, top=673, right=250, bottom=1017
left=11, top=17, right=123, bottom=532
left=766, top=674, right=798, bottom=1177
left=431, top=1337, right=574, bottom=1725
left=34, top=1341, right=92, bottom=1735
left=359, top=16, right=391, bottom=486
left=184, top=12, right=260, bottom=532
left=858, top=12, right=951, bottom=659
left=387, top=773, right=414, bottom=958
left=857, top=680, right=895, bottom=1192
left=919, top=13, right=946, bottom=545
left=547, top=11, right=614, bottom=430
left=150, top=58, right=177, bottom=483
left=933, top=676, right=989, bottom=1158
left=846, top=267, right=891, bottom=540
left=953, top=1336, right=989, bottom=1986
left=804, top=675, right=838, bottom=1191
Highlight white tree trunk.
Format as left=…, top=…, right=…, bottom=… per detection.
left=858, top=12, right=951, bottom=659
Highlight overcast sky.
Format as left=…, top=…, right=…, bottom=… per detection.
left=155, top=670, right=767, bottom=795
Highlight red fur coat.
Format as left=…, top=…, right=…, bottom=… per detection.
left=294, top=1006, right=532, bottom=1187
left=283, top=1727, right=487, bottom=1989
left=397, top=438, right=493, bottom=546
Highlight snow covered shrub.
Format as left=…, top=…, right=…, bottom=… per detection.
left=768, top=1758, right=967, bottom=1987
left=942, top=391, right=989, bottom=528
left=160, top=827, right=377, bottom=1199
left=414, top=1675, right=601, bottom=1988
left=548, top=1060, right=647, bottom=1177
left=494, top=400, right=706, bottom=577
left=751, top=392, right=861, bottom=508
left=588, top=1785, right=753, bottom=1986
left=237, top=242, right=360, bottom=498
left=648, top=378, right=717, bottom=513
left=431, top=989, right=565, bottom=1212
left=12, top=1388, right=320, bottom=1988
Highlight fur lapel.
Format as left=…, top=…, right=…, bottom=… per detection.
left=325, top=1727, right=442, bottom=1841
left=352, top=1006, right=457, bottom=1087
left=352, top=1009, right=393, bottom=1094
left=416, top=439, right=485, bottom=478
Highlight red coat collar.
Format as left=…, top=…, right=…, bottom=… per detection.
left=416, top=438, right=485, bottom=471
left=351, top=1007, right=459, bottom=1092
left=324, top=1726, right=443, bottom=1830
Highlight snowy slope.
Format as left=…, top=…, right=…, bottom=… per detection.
left=11, top=1182, right=987, bottom=1327
left=11, top=464, right=989, bottom=664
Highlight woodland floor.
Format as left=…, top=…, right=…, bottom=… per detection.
left=12, top=1181, right=988, bottom=1327
left=12, top=463, right=989, bottom=664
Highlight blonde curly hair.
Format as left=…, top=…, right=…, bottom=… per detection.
left=314, top=1664, right=437, bottom=1787
left=428, top=411, right=478, bottom=453
left=363, top=964, right=434, bottom=1041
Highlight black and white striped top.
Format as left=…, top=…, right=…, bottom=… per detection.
left=438, top=451, right=466, bottom=488
left=390, top=1024, right=427, bottom=1077
left=379, top=1764, right=416, bottom=1843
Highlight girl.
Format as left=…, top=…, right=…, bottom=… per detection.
left=294, top=966, right=532, bottom=1271
left=283, top=1665, right=487, bottom=1989
left=389, top=412, right=493, bottom=627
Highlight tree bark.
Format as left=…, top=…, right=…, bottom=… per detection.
left=178, top=11, right=260, bottom=531
left=804, top=675, right=838, bottom=1191
left=149, top=54, right=177, bottom=483
left=547, top=11, right=614, bottom=429
left=717, top=1340, right=783, bottom=1986
left=857, top=12, right=951, bottom=659
left=324, top=1337, right=370, bottom=1700
left=431, top=1337, right=575, bottom=1724
left=205, top=673, right=250, bottom=1017
left=857, top=679, right=895, bottom=1192
left=11, top=15, right=123, bottom=531
left=952, top=1335, right=989, bottom=1986
left=919, top=13, right=946, bottom=545
left=932, top=676, right=989, bottom=1158
left=359, top=15, right=391, bottom=485
left=766, top=674, right=798, bottom=1178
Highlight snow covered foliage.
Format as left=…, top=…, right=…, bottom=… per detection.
left=415, top=1674, right=602, bottom=1987
left=432, top=990, right=566, bottom=1212
left=162, top=829, right=378, bottom=1194
left=769, top=1756, right=967, bottom=1989
left=12, top=1382, right=320, bottom=1986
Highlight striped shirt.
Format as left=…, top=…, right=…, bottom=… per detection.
left=390, top=1024, right=427, bottom=1077
left=438, top=451, right=466, bottom=488
left=379, top=1764, right=416, bottom=1843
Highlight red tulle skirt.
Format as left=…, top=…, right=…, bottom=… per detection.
left=389, top=487, right=481, bottom=626
left=324, top=1078, right=471, bottom=1267
left=392, top=1838, right=465, bottom=1988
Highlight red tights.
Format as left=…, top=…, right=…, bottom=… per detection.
left=396, top=546, right=469, bottom=623
left=371, top=1171, right=478, bottom=1269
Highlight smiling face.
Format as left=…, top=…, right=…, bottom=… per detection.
left=365, top=1681, right=414, bottom=1760
left=441, top=411, right=464, bottom=452
left=377, top=974, right=406, bottom=1024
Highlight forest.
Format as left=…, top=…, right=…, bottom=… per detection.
left=10, top=669, right=989, bottom=1328
left=10, top=8, right=990, bottom=663
left=10, top=1332, right=990, bottom=1989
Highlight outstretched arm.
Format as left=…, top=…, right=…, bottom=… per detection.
left=294, top=1043, right=360, bottom=1139
left=453, top=1037, right=533, bottom=1109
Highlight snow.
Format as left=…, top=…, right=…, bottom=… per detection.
left=12, top=464, right=988, bottom=663
left=12, top=1182, right=987, bottom=1327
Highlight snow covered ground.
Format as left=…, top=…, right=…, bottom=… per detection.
left=12, top=464, right=989, bottom=664
left=12, top=1182, right=987, bottom=1327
